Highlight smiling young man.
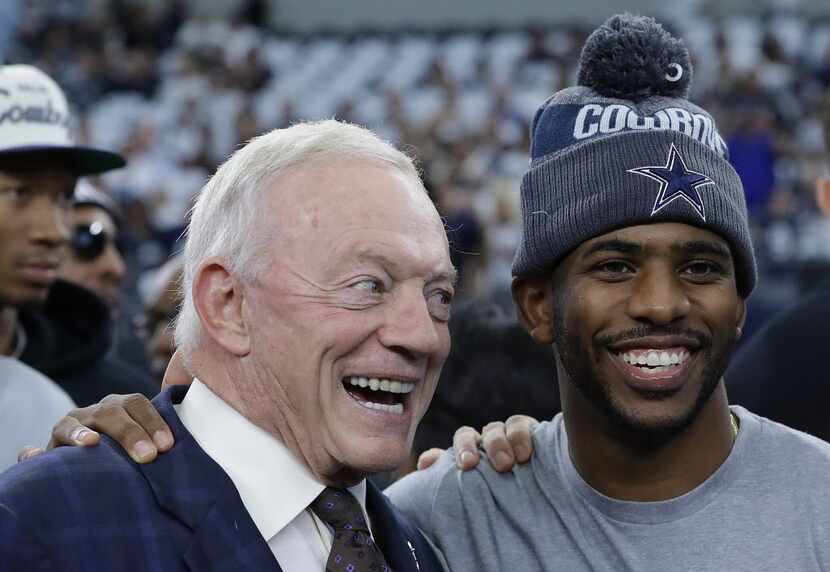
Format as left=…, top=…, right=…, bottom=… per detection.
left=0, top=120, right=450, bottom=571
left=383, top=15, right=830, bottom=569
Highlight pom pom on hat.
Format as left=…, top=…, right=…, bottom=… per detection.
left=577, top=14, right=693, bottom=101
left=513, top=13, right=757, bottom=297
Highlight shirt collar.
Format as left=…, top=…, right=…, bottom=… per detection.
left=174, top=379, right=368, bottom=541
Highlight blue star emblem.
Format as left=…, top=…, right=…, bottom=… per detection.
left=627, top=144, right=714, bottom=221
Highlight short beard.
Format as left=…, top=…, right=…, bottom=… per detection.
left=553, top=297, right=737, bottom=450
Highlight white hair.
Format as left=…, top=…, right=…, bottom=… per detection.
left=174, top=119, right=423, bottom=364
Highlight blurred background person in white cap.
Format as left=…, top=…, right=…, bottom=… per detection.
left=0, top=63, right=122, bottom=469
left=0, top=63, right=151, bottom=471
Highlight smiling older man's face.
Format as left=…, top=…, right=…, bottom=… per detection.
left=239, top=158, right=455, bottom=481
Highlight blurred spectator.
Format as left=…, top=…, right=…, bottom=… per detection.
left=0, top=64, right=123, bottom=468
left=0, top=0, right=21, bottom=61
left=53, top=179, right=161, bottom=396
left=727, top=107, right=778, bottom=219
left=137, top=254, right=183, bottom=382
left=0, top=356, right=73, bottom=472
left=19, top=273, right=157, bottom=406
left=58, top=180, right=127, bottom=315
left=435, top=184, right=484, bottom=292
left=19, top=176, right=157, bottom=405
left=403, top=296, right=560, bottom=475
left=726, top=90, right=830, bottom=442
left=0, top=63, right=156, bottom=407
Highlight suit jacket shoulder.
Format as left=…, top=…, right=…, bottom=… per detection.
left=727, top=285, right=830, bottom=440
left=0, top=386, right=446, bottom=571
left=0, top=386, right=277, bottom=572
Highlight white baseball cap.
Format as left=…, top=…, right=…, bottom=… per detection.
left=0, top=65, right=125, bottom=175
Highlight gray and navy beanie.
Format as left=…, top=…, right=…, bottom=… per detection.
left=512, top=14, right=757, bottom=297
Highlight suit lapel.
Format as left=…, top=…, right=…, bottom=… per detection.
left=183, top=486, right=282, bottom=572
left=367, top=480, right=422, bottom=572
left=136, top=386, right=281, bottom=572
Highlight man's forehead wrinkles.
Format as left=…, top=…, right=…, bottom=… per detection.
left=262, top=260, right=342, bottom=296
left=354, top=247, right=450, bottom=278
left=319, top=235, right=451, bottom=283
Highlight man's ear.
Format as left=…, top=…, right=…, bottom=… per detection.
left=192, top=259, right=251, bottom=356
left=512, top=276, right=554, bottom=344
left=735, top=297, right=748, bottom=340
left=816, top=178, right=830, bottom=217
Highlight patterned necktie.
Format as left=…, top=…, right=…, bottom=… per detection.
left=310, top=487, right=393, bottom=572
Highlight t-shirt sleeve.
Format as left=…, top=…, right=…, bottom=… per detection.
left=384, top=450, right=457, bottom=539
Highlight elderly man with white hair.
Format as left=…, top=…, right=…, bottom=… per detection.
left=0, top=120, right=452, bottom=572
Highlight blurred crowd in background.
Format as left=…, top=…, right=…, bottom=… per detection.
left=3, top=0, right=830, bottom=378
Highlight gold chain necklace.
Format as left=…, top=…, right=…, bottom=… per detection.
left=730, top=412, right=740, bottom=439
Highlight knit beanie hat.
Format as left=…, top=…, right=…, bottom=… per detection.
left=512, top=14, right=757, bottom=297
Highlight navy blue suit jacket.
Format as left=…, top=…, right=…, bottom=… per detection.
left=0, top=385, right=443, bottom=571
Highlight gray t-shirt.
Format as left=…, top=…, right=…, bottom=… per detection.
left=0, top=357, right=75, bottom=473
left=387, top=407, right=830, bottom=571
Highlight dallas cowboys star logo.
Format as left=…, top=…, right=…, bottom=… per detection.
left=627, top=143, right=714, bottom=221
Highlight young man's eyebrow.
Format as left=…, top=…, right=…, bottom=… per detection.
left=675, top=240, right=732, bottom=258
left=582, top=239, right=643, bottom=258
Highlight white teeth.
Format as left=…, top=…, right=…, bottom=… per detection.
left=347, top=377, right=415, bottom=394
left=620, top=350, right=690, bottom=367
left=357, top=401, right=404, bottom=415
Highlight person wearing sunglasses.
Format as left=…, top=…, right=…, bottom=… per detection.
left=59, top=181, right=127, bottom=316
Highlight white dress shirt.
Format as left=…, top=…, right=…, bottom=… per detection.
left=174, top=379, right=372, bottom=571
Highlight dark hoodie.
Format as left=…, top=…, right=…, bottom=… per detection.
left=727, top=281, right=830, bottom=442
left=19, top=280, right=158, bottom=407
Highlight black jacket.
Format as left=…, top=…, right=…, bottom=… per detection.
left=727, top=282, right=830, bottom=442
left=19, top=280, right=157, bottom=407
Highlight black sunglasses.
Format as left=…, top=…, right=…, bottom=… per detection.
left=70, top=222, right=125, bottom=262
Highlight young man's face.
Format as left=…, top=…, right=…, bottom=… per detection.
left=516, top=222, right=746, bottom=440
left=0, top=170, right=74, bottom=308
